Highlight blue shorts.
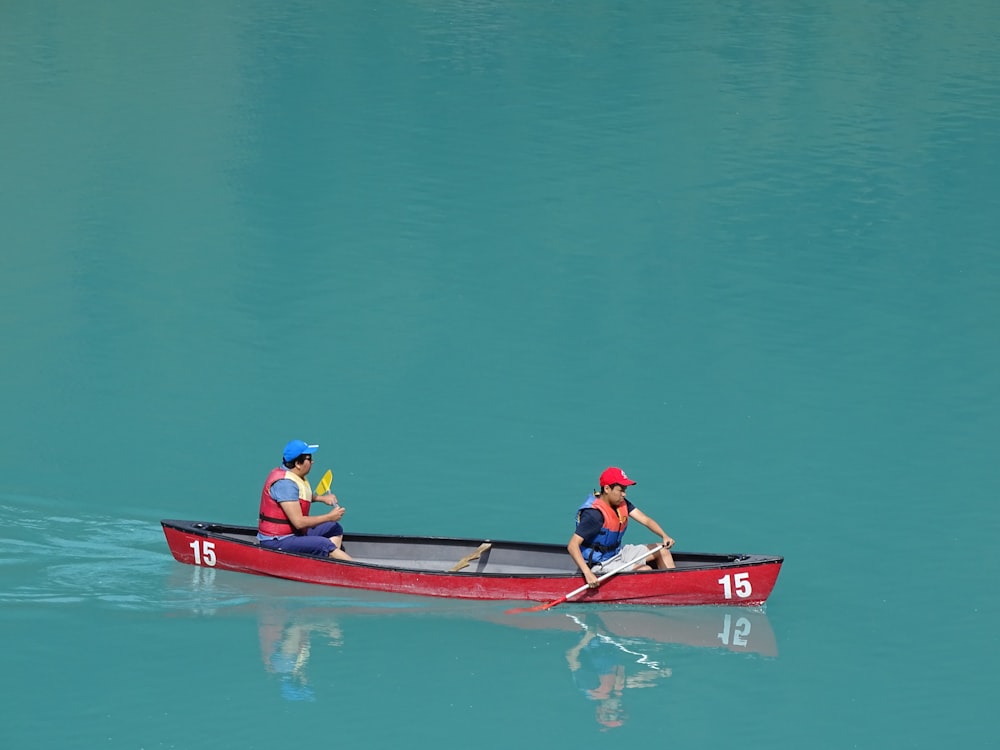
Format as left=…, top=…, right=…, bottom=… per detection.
left=260, top=522, right=344, bottom=557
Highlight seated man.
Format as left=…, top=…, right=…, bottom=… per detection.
left=568, top=466, right=674, bottom=589
left=257, top=439, right=352, bottom=560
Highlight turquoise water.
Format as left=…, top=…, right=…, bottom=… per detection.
left=3, top=1, right=999, bottom=746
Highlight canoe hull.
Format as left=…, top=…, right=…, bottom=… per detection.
left=162, top=520, right=782, bottom=606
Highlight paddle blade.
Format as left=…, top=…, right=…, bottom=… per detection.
left=315, top=470, right=333, bottom=496
left=504, top=603, right=553, bottom=615
left=504, top=597, right=564, bottom=615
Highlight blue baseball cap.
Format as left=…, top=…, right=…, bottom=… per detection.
left=283, top=440, right=319, bottom=462
left=280, top=679, right=315, bottom=702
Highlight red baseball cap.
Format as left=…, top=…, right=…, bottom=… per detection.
left=599, top=467, right=636, bottom=487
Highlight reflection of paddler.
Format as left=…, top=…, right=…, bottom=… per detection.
left=567, top=629, right=627, bottom=728
left=258, top=607, right=343, bottom=702
left=565, top=615, right=671, bottom=730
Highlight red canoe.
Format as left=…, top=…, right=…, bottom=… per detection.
left=161, top=519, right=783, bottom=606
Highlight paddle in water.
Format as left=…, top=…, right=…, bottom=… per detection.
left=505, top=544, right=664, bottom=614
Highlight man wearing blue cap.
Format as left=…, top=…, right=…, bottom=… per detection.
left=257, top=440, right=353, bottom=560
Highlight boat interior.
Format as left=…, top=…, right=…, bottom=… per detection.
left=203, top=524, right=752, bottom=576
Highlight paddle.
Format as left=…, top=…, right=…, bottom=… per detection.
left=314, top=470, right=333, bottom=497
left=505, top=544, right=665, bottom=615
left=449, top=542, right=492, bottom=572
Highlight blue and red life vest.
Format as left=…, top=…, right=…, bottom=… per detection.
left=258, top=467, right=312, bottom=537
left=577, top=494, right=629, bottom=565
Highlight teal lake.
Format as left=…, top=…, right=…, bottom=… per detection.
left=3, top=1, right=999, bottom=747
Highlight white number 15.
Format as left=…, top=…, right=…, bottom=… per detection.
left=718, top=572, right=752, bottom=599
left=189, top=540, right=216, bottom=567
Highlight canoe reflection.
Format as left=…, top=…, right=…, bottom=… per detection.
left=495, top=607, right=775, bottom=730
left=488, top=607, right=776, bottom=656
left=169, top=566, right=776, bottom=716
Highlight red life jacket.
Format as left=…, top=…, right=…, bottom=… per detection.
left=258, top=467, right=311, bottom=537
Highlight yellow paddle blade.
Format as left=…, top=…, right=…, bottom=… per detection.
left=315, top=470, right=333, bottom=496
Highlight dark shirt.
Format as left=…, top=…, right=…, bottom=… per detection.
left=575, top=500, right=635, bottom=545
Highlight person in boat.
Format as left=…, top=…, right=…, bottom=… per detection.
left=257, top=439, right=353, bottom=560
left=568, top=466, right=675, bottom=589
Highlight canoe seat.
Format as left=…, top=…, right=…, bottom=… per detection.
left=449, top=542, right=492, bottom=572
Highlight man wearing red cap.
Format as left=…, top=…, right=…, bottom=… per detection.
left=568, top=467, right=675, bottom=588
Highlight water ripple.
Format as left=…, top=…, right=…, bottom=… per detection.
left=0, top=502, right=174, bottom=610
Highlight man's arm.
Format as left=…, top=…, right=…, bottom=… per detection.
left=279, top=499, right=345, bottom=531
left=312, top=491, right=340, bottom=507
left=270, top=479, right=344, bottom=530
left=628, top=508, right=674, bottom=549
left=568, top=534, right=600, bottom=587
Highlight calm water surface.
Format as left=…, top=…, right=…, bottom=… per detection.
left=2, top=1, right=999, bottom=747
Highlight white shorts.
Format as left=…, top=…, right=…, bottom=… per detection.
left=591, top=544, right=653, bottom=574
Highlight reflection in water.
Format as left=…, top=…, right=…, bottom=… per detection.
left=167, top=567, right=776, bottom=713
left=558, top=609, right=766, bottom=729
left=257, top=605, right=343, bottom=702
left=565, top=613, right=672, bottom=730
left=493, top=605, right=776, bottom=656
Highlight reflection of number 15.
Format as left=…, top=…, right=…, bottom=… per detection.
left=718, top=572, right=752, bottom=599
left=718, top=614, right=751, bottom=647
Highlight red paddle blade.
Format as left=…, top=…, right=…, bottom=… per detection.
left=504, top=598, right=562, bottom=615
